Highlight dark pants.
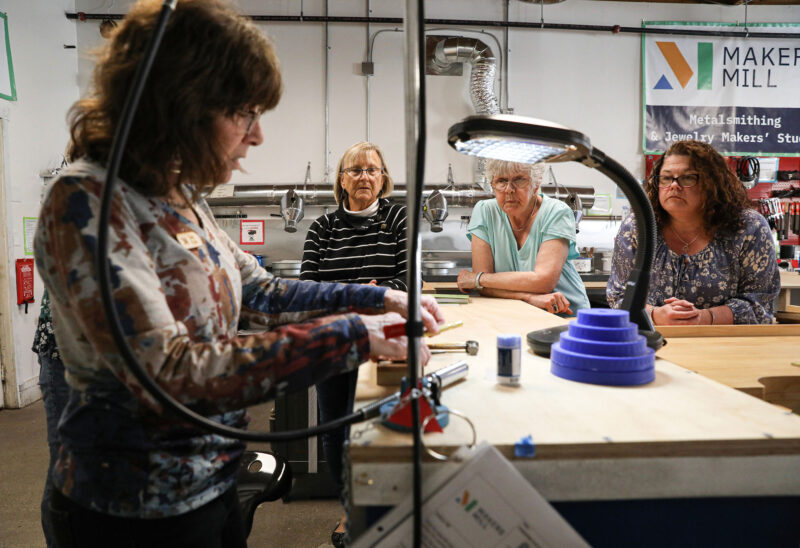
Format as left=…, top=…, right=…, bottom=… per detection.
left=39, top=353, right=70, bottom=548
left=316, top=369, right=359, bottom=489
left=50, top=485, right=246, bottom=548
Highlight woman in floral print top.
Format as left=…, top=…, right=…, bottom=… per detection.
left=32, top=1, right=442, bottom=546
left=32, top=290, right=59, bottom=361
left=33, top=289, right=69, bottom=548
left=607, top=140, right=779, bottom=325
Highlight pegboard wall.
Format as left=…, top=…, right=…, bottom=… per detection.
left=645, top=154, right=800, bottom=246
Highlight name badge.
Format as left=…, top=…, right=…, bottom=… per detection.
left=176, top=231, right=203, bottom=250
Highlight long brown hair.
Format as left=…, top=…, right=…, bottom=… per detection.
left=645, top=140, right=752, bottom=235
left=67, top=0, right=282, bottom=198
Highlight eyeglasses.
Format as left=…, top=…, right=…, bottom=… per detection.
left=491, top=176, right=532, bottom=191
left=657, top=173, right=700, bottom=188
left=236, top=109, right=262, bottom=133
left=341, top=167, right=383, bottom=178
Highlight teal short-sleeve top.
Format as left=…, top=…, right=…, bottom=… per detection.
left=467, top=196, right=590, bottom=315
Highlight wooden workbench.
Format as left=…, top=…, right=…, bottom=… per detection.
left=778, top=270, right=800, bottom=311
left=349, top=297, right=800, bottom=527
left=656, top=333, right=800, bottom=411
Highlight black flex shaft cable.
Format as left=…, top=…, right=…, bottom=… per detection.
left=96, top=0, right=387, bottom=443
left=401, top=0, right=428, bottom=544
left=400, top=0, right=427, bottom=544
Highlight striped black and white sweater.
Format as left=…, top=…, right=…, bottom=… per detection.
left=300, top=199, right=407, bottom=291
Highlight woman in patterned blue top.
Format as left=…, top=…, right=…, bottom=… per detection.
left=607, top=140, right=779, bottom=325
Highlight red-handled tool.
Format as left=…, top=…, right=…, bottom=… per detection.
left=383, top=320, right=463, bottom=339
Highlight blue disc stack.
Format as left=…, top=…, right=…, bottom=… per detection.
left=550, top=309, right=655, bottom=386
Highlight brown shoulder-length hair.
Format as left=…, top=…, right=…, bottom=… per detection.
left=67, top=0, right=282, bottom=198
left=645, top=140, right=753, bottom=236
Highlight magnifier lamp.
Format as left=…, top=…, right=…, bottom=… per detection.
left=447, top=114, right=663, bottom=354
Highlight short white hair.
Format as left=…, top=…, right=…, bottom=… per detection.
left=485, top=160, right=545, bottom=185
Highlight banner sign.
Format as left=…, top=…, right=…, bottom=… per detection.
left=643, top=22, right=800, bottom=156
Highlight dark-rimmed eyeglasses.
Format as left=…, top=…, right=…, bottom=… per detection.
left=657, top=173, right=700, bottom=188
left=341, top=167, right=383, bottom=178
left=491, top=176, right=532, bottom=191
left=236, top=109, right=262, bottom=133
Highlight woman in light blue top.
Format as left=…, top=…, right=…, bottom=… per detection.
left=457, top=160, right=590, bottom=316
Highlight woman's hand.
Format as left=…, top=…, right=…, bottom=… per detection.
left=525, top=292, right=572, bottom=315
left=456, top=269, right=478, bottom=293
left=383, top=289, right=445, bottom=336
left=652, top=297, right=702, bottom=325
left=360, top=313, right=433, bottom=365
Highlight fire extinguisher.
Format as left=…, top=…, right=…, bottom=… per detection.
left=15, top=258, right=35, bottom=313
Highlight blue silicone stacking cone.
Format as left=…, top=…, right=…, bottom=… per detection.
left=550, top=309, right=655, bottom=386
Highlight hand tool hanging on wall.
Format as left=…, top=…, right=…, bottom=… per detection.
left=792, top=201, right=799, bottom=236
left=776, top=202, right=786, bottom=240
left=794, top=202, right=799, bottom=235
left=783, top=202, right=790, bottom=240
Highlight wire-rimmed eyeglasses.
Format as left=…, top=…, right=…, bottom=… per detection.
left=341, top=167, right=383, bottom=178
left=657, top=174, right=700, bottom=188
left=491, top=176, right=532, bottom=191
left=236, top=109, right=262, bottom=134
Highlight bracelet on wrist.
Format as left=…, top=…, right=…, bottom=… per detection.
left=474, top=271, right=484, bottom=290
left=708, top=308, right=716, bottom=325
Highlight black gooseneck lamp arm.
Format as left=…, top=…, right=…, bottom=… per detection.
left=95, top=0, right=400, bottom=443
left=584, top=148, right=655, bottom=331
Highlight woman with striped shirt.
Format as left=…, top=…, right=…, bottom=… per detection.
left=300, top=141, right=407, bottom=546
left=300, top=141, right=407, bottom=290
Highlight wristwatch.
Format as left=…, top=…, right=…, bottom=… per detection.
left=475, top=272, right=484, bottom=290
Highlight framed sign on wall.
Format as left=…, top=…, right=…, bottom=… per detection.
left=0, top=12, right=16, bottom=101
left=643, top=22, right=800, bottom=156
left=240, top=219, right=265, bottom=245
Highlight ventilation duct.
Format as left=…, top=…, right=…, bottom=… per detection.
left=429, top=36, right=499, bottom=190
left=430, top=36, right=500, bottom=115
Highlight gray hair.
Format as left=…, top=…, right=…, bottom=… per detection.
left=485, top=160, right=546, bottom=186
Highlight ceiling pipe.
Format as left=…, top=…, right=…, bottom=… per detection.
left=66, top=13, right=800, bottom=39
left=323, top=1, right=331, bottom=185
left=503, top=0, right=511, bottom=113
left=205, top=184, right=596, bottom=209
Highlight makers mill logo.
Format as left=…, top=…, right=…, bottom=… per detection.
left=455, top=490, right=478, bottom=512
left=654, top=41, right=713, bottom=91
